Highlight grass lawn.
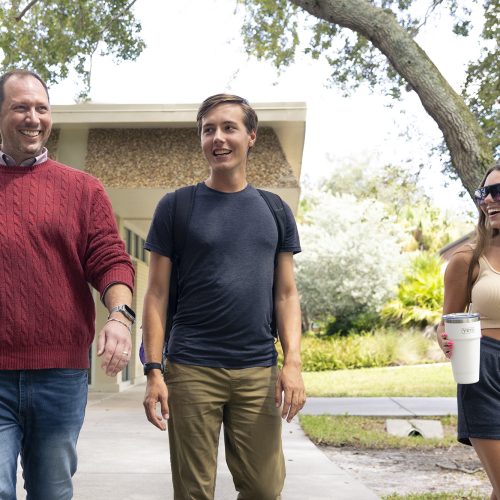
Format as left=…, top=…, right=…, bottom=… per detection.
left=303, top=363, right=456, bottom=397
left=299, top=414, right=458, bottom=449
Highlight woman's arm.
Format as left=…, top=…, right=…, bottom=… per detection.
left=437, top=248, right=477, bottom=355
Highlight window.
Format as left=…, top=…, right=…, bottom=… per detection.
left=124, top=227, right=147, bottom=263
left=125, top=228, right=133, bottom=255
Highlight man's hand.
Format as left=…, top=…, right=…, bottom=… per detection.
left=275, top=363, right=306, bottom=422
left=96, top=319, right=132, bottom=377
left=143, top=372, right=169, bottom=431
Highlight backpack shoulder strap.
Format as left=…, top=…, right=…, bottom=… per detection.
left=172, top=184, right=198, bottom=258
left=162, top=184, right=198, bottom=359
left=257, top=189, right=286, bottom=255
left=257, top=189, right=287, bottom=340
left=140, top=184, right=198, bottom=365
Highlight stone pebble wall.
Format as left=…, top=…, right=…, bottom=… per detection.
left=84, top=127, right=298, bottom=188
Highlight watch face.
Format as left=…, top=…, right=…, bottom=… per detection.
left=123, top=304, right=136, bottom=319
left=111, top=304, right=136, bottom=322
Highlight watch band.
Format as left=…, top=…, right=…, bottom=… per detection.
left=109, top=304, right=136, bottom=325
left=144, top=362, right=164, bottom=375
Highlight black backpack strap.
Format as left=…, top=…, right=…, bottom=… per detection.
left=164, top=184, right=198, bottom=357
left=172, top=184, right=198, bottom=258
left=257, top=189, right=286, bottom=265
left=257, top=189, right=287, bottom=339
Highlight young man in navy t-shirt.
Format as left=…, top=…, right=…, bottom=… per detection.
left=142, top=94, right=305, bottom=499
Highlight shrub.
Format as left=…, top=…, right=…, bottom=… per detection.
left=381, top=252, right=444, bottom=328
left=277, top=329, right=443, bottom=372
left=296, top=192, right=406, bottom=329
left=324, top=310, right=382, bottom=336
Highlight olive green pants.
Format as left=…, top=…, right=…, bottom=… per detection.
left=166, top=362, right=285, bottom=500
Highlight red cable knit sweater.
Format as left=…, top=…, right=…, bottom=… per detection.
left=0, top=159, right=135, bottom=369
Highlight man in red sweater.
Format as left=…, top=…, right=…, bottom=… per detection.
left=0, top=69, right=135, bottom=499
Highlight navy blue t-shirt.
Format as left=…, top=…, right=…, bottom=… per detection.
left=145, top=182, right=301, bottom=368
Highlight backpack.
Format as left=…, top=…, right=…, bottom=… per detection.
left=139, top=183, right=286, bottom=364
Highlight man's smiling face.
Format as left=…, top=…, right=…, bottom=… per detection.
left=0, top=75, right=52, bottom=164
left=200, top=103, right=256, bottom=175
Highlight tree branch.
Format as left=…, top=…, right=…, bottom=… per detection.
left=102, top=0, right=139, bottom=31
left=414, top=0, right=446, bottom=34
left=290, top=0, right=493, bottom=195
left=78, top=0, right=139, bottom=99
left=15, top=0, right=40, bottom=21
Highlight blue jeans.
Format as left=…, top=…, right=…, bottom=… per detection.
left=0, top=369, right=88, bottom=500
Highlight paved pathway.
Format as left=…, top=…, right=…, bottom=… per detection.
left=16, top=386, right=458, bottom=500
left=302, top=396, right=457, bottom=417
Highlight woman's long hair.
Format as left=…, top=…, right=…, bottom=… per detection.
left=466, top=162, right=500, bottom=302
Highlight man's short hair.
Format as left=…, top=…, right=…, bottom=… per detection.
left=196, top=94, right=258, bottom=136
left=0, top=69, right=50, bottom=110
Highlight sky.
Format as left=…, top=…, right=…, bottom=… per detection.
left=50, top=0, right=484, bottom=215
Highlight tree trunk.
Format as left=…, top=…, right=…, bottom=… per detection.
left=301, top=307, right=311, bottom=333
left=291, top=0, right=493, bottom=195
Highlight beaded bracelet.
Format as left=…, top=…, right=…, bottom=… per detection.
left=106, top=317, right=132, bottom=333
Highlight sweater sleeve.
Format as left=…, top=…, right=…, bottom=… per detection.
left=83, top=180, right=135, bottom=296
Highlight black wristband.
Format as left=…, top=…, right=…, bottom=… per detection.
left=143, top=362, right=164, bottom=375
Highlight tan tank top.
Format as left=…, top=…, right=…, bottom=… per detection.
left=470, top=255, right=500, bottom=328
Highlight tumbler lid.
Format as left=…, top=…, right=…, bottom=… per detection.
left=442, top=312, right=480, bottom=323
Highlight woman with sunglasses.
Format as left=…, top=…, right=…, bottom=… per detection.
left=437, top=162, right=500, bottom=500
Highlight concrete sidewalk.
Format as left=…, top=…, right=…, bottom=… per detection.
left=302, top=396, right=457, bottom=417
left=16, top=384, right=380, bottom=500
left=15, top=388, right=458, bottom=499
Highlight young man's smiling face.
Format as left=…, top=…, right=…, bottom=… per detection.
left=0, top=75, right=52, bottom=164
left=200, top=103, right=256, bottom=175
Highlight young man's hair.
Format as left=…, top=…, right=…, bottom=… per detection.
left=0, top=69, right=50, bottom=110
left=196, top=93, right=258, bottom=136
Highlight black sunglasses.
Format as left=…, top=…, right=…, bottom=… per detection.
left=474, top=183, right=500, bottom=204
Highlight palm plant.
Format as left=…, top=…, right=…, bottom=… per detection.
left=381, top=252, right=444, bottom=328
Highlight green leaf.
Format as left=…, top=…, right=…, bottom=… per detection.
left=0, top=0, right=145, bottom=100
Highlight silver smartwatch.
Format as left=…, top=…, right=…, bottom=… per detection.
left=108, top=304, right=136, bottom=325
